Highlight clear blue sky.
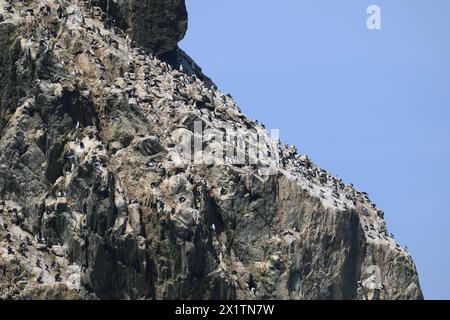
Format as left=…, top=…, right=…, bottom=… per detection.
left=181, top=0, right=450, bottom=300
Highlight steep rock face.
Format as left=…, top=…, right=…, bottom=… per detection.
left=0, top=1, right=422, bottom=300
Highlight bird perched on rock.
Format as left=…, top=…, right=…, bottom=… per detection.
left=19, top=242, right=28, bottom=256
left=246, top=274, right=257, bottom=296
left=55, top=273, right=62, bottom=283
left=51, top=260, right=60, bottom=269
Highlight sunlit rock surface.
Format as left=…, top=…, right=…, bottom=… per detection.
left=0, top=0, right=422, bottom=300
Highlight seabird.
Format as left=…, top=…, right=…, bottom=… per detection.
left=51, top=260, right=60, bottom=269
left=34, top=234, right=41, bottom=243
left=19, top=242, right=28, bottom=254
left=55, top=273, right=62, bottom=283
left=246, top=274, right=257, bottom=296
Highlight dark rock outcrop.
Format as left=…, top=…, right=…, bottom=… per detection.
left=0, top=0, right=422, bottom=300
left=96, top=0, right=188, bottom=55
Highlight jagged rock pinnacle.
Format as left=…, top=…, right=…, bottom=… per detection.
left=96, top=0, right=188, bottom=55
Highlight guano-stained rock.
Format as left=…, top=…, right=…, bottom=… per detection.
left=0, top=0, right=422, bottom=300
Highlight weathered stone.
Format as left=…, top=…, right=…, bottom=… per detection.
left=0, top=0, right=422, bottom=300
left=96, top=0, right=188, bottom=55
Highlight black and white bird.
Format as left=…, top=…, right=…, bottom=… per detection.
left=55, top=273, right=62, bottom=283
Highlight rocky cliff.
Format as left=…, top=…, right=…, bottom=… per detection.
left=0, top=0, right=422, bottom=300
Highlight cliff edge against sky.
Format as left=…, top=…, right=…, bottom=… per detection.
left=0, top=0, right=422, bottom=300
